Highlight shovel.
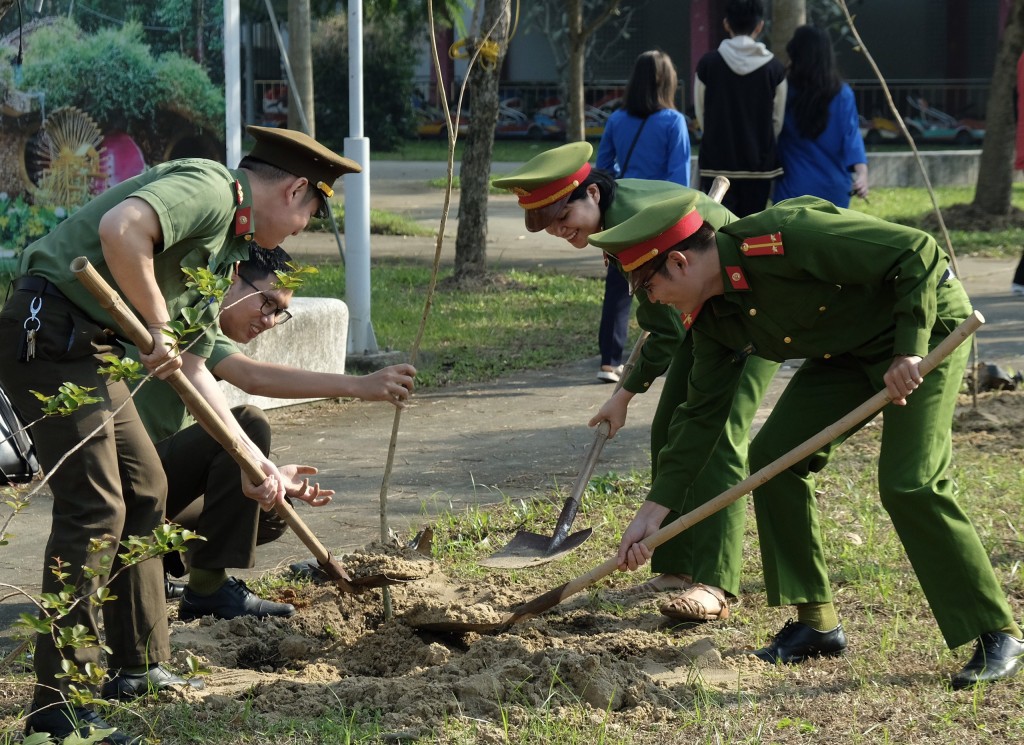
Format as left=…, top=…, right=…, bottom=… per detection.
left=413, top=311, right=984, bottom=631
left=479, top=331, right=649, bottom=569
left=72, top=257, right=371, bottom=592
left=478, top=176, right=734, bottom=570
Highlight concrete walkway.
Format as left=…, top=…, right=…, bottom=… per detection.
left=2, top=162, right=1021, bottom=647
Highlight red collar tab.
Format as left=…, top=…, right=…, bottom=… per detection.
left=517, top=162, right=592, bottom=210
left=740, top=232, right=784, bottom=256
left=617, top=208, right=703, bottom=272
left=725, top=265, right=750, bottom=291
left=234, top=207, right=253, bottom=238
left=681, top=303, right=703, bottom=329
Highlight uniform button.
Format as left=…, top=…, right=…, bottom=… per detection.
left=823, top=353, right=832, bottom=359
left=643, top=382, right=650, bottom=389
left=783, top=336, right=792, bottom=344
left=819, top=306, right=826, bottom=312
left=748, top=308, right=757, bottom=316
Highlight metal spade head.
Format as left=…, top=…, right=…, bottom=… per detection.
left=477, top=527, right=593, bottom=569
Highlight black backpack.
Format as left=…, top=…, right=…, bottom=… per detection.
left=1, top=383, right=39, bottom=485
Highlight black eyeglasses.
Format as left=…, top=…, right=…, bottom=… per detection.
left=238, top=275, right=293, bottom=324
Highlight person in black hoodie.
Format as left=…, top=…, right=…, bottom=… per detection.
left=694, top=0, right=786, bottom=217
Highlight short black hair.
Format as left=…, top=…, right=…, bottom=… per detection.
left=726, top=0, right=764, bottom=35
left=239, top=156, right=325, bottom=217
left=238, top=243, right=294, bottom=284
left=567, top=168, right=618, bottom=216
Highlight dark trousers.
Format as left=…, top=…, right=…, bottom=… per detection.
left=0, top=290, right=169, bottom=709
left=159, top=405, right=287, bottom=576
left=701, top=176, right=773, bottom=218
left=1014, top=251, right=1024, bottom=285
left=598, top=263, right=631, bottom=366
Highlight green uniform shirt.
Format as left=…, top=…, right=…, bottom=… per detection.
left=646, top=196, right=954, bottom=510
left=130, top=332, right=241, bottom=443
left=607, top=180, right=736, bottom=394
left=18, top=160, right=253, bottom=358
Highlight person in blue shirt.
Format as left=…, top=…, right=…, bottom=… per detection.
left=594, top=49, right=691, bottom=383
left=773, top=25, right=869, bottom=207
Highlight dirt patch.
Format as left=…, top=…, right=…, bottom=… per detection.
left=918, top=202, right=1024, bottom=233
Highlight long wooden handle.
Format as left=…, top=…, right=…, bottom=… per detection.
left=507, top=310, right=984, bottom=624
left=706, top=175, right=730, bottom=204
left=70, top=257, right=354, bottom=590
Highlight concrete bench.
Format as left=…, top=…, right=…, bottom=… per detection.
left=219, top=296, right=348, bottom=411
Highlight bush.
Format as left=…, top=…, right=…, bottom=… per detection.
left=20, top=18, right=222, bottom=134
left=0, top=193, right=68, bottom=255
left=312, top=13, right=416, bottom=152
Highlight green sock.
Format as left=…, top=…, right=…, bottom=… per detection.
left=1001, top=621, right=1023, bottom=639
left=187, top=567, right=228, bottom=596
left=796, top=602, right=839, bottom=632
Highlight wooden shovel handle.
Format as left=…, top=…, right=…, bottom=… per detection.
left=509, top=310, right=984, bottom=623
left=70, top=257, right=354, bottom=590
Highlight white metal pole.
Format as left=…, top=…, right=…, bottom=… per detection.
left=224, top=0, right=242, bottom=166
left=344, top=0, right=377, bottom=354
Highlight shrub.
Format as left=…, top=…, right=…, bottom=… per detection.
left=0, top=193, right=68, bottom=255
left=312, top=13, right=416, bottom=152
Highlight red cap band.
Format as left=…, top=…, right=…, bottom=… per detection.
left=518, top=162, right=592, bottom=210
left=617, top=208, right=703, bottom=272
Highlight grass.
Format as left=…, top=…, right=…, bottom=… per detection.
left=294, top=262, right=623, bottom=388
left=372, top=138, right=570, bottom=163
left=307, top=204, right=433, bottom=237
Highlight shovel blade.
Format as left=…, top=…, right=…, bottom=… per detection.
left=479, top=527, right=593, bottom=569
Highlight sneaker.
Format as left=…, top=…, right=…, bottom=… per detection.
left=26, top=705, right=141, bottom=745
left=179, top=576, right=295, bottom=621
left=596, top=365, right=623, bottom=384
left=753, top=619, right=848, bottom=664
left=1012, top=283, right=1024, bottom=297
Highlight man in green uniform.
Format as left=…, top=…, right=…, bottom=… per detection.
left=493, top=143, right=779, bottom=621
left=593, top=192, right=1023, bottom=688
left=0, top=126, right=358, bottom=743
left=134, top=244, right=416, bottom=620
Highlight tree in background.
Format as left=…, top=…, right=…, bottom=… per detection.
left=973, top=0, right=1024, bottom=216
left=311, top=10, right=416, bottom=152
left=525, top=0, right=636, bottom=143
left=453, top=0, right=510, bottom=280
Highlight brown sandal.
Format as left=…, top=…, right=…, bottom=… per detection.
left=658, top=583, right=730, bottom=622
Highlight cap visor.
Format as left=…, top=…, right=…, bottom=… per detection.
left=524, top=195, right=570, bottom=233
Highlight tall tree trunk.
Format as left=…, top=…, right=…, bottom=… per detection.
left=566, top=0, right=586, bottom=142
left=288, top=0, right=315, bottom=136
left=770, top=0, right=805, bottom=64
left=454, top=1, right=511, bottom=279
left=973, top=0, right=1024, bottom=215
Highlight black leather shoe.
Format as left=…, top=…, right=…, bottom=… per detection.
left=179, top=576, right=296, bottom=621
left=165, top=574, right=187, bottom=600
left=951, top=631, right=1024, bottom=689
left=101, top=664, right=205, bottom=700
left=26, top=705, right=142, bottom=744
left=753, top=619, right=848, bottom=664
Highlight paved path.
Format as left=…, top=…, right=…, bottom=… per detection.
left=2, top=162, right=1021, bottom=646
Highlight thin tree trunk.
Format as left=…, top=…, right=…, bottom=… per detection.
left=770, top=0, right=805, bottom=64
left=288, top=0, right=315, bottom=136
left=566, top=0, right=586, bottom=142
left=454, top=3, right=511, bottom=279
left=973, top=0, right=1024, bottom=215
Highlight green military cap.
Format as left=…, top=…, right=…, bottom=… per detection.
left=492, top=141, right=593, bottom=232
left=246, top=125, right=362, bottom=217
left=589, top=192, right=704, bottom=294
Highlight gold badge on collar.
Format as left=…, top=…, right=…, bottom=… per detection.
left=234, top=179, right=245, bottom=205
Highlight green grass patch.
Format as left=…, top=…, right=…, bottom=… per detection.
left=426, top=175, right=506, bottom=194
left=296, top=261, right=626, bottom=388
left=373, top=138, right=567, bottom=163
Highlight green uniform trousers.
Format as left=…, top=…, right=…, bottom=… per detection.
left=749, top=282, right=1015, bottom=649
left=649, top=332, right=779, bottom=595
left=0, top=288, right=169, bottom=708
left=159, top=405, right=288, bottom=576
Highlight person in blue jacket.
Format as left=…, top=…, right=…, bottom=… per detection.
left=594, top=49, right=691, bottom=384
left=773, top=25, right=869, bottom=206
